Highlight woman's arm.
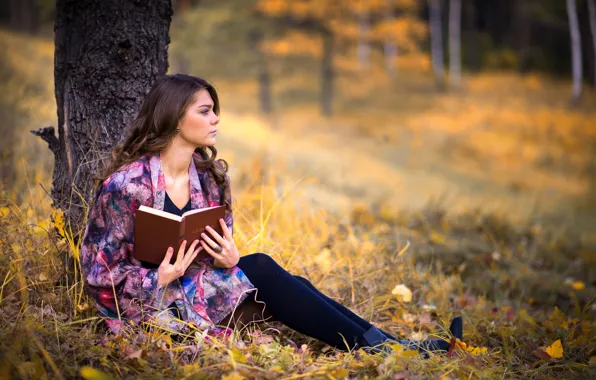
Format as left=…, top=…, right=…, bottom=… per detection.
left=81, top=181, right=161, bottom=318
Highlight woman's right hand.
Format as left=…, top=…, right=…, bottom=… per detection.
left=157, top=240, right=203, bottom=287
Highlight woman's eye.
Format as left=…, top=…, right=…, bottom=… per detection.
left=200, top=109, right=210, bottom=115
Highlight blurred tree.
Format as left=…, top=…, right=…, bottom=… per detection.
left=173, top=0, right=276, bottom=114
left=372, top=0, right=427, bottom=78
left=588, top=0, right=596, bottom=88
left=9, top=0, right=37, bottom=34
left=32, top=0, right=173, bottom=230
left=428, top=0, right=445, bottom=89
left=383, top=0, right=398, bottom=77
left=257, top=0, right=345, bottom=117
left=357, top=1, right=371, bottom=70
left=567, top=0, right=583, bottom=105
left=448, top=0, right=461, bottom=87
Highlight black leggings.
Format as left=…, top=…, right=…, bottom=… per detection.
left=236, top=253, right=396, bottom=350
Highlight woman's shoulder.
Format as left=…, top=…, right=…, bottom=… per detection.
left=100, top=154, right=152, bottom=196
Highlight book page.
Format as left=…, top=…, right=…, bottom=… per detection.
left=138, top=205, right=183, bottom=221
left=181, top=205, right=221, bottom=219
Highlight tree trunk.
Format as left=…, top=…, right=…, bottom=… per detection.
left=588, top=0, right=596, bottom=88
left=463, top=0, right=479, bottom=72
left=448, top=0, right=461, bottom=88
left=514, top=1, right=532, bottom=74
left=249, top=29, right=272, bottom=114
left=358, top=4, right=371, bottom=71
left=384, top=0, right=397, bottom=77
left=48, top=0, right=172, bottom=231
left=567, top=0, right=582, bottom=105
left=321, top=32, right=334, bottom=117
left=429, top=0, right=445, bottom=90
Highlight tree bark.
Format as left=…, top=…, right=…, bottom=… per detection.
left=49, top=0, right=172, bottom=231
left=588, top=0, right=596, bottom=88
left=429, top=0, right=445, bottom=90
left=321, top=31, right=334, bottom=117
left=567, top=0, right=582, bottom=105
left=448, top=0, right=461, bottom=88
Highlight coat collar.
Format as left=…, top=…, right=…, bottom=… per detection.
left=148, top=153, right=210, bottom=211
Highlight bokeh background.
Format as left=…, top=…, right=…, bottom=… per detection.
left=1, top=1, right=596, bottom=378
left=2, top=0, right=596, bottom=237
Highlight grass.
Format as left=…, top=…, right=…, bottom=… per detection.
left=1, top=27, right=595, bottom=379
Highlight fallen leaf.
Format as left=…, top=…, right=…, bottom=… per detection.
left=533, top=348, right=551, bottom=361
left=429, top=231, right=446, bottom=245
left=391, top=284, right=412, bottom=303
left=80, top=366, right=115, bottom=380
left=545, top=339, right=563, bottom=359
left=222, top=372, right=245, bottom=380
left=124, top=349, right=143, bottom=360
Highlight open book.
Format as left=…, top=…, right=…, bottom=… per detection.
left=133, top=204, right=226, bottom=265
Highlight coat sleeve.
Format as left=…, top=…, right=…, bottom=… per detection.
left=81, top=181, right=161, bottom=319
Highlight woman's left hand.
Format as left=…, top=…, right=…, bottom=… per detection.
left=201, top=219, right=240, bottom=269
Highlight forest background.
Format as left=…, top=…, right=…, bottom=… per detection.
left=1, top=0, right=596, bottom=378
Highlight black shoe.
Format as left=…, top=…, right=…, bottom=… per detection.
left=399, top=316, right=464, bottom=356
left=360, top=325, right=393, bottom=355
left=362, top=316, right=464, bottom=357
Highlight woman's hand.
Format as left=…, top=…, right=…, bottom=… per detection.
left=157, top=239, right=203, bottom=287
left=201, top=218, right=239, bottom=269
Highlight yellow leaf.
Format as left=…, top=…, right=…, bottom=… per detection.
left=0, top=207, right=10, bottom=217
left=52, top=208, right=66, bottom=238
left=466, top=345, right=488, bottom=356
left=571, top=281, right=585, bottom=291
left=545, top=339, right=563, bottom=359
left=429, top=231, right=446, bottom=245
left=455, top=339, right=467, bottom=350
left=80, top=366, right=115, bottom=380
left=391, top=284, right=412, bottom=303
left=11, top=243, right=22, bottom=254
left=222, top=372, right=245, bottom=380
left=519, top=309, right=536, bottom=326
left=228, top=348, right=248, bottom=368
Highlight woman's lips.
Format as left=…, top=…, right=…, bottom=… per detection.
left=209, top=130, right=217, bottom=135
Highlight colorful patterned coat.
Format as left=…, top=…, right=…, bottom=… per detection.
left=81, top=153, right=255, bottom=334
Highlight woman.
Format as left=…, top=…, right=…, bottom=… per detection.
left=81, top=74, right=462, bottom=354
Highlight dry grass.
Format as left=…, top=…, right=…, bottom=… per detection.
left=1, top=29, right=595, bottom=379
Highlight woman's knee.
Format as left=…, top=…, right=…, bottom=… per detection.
left=239, top=253, right=280, bottom=273
left=244, top=252, right=276, bottom=265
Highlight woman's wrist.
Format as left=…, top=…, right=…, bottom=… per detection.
left=213, top=258, right=236, bottom=269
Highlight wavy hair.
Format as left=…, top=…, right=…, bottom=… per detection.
left=96, top=74, right=230, bottom=213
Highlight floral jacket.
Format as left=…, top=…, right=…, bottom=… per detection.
left=81, top=153, right=254, bottom=334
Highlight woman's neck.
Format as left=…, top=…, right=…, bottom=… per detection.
left=160, top=139, right=196, bottom=179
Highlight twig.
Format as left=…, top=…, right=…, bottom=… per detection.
left=30, top=126, right=59, bottom=155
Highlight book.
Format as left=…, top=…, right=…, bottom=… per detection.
left=133, top=204, right=226, bottom=265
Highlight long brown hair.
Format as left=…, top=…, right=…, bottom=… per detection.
left=97, top=74, right=230, bottom=212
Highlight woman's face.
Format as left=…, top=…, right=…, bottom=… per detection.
left=177, top=89, right=220, bottom=147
